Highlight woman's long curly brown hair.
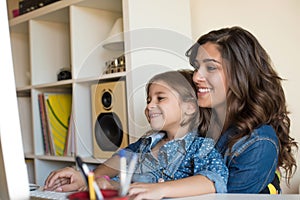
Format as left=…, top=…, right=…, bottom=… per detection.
left=186, top=26, right=298, bottom=184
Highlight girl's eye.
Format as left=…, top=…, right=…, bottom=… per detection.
left=147, top=96, right=166, bottom=104
left=157, top=96, right=165, bottom=101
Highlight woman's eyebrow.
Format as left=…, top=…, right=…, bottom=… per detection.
left=202, top=58, right=221, bottom=64
left=195, top=58, right=221, bottom=65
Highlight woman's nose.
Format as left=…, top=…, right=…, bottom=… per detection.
left=193, top=69, right=206, bottom=82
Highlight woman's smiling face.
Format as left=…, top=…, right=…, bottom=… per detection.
left=192, top=42, right=228, bottom=109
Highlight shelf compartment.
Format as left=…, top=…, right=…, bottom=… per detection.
left=31, top=88, right=72, bottom=156
left=70, top=5, right=123, bottom=80
left=30, top=18, right=70, bottom=85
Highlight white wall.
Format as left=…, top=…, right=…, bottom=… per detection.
left=190, top=0, right=300, bottom=194
left=123, top=0, right=192, bottom=141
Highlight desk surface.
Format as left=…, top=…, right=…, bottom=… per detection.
left=170, top=193, right=300, bottom=200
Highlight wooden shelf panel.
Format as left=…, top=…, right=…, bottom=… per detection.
left=9, top=0, right=122, bottom=27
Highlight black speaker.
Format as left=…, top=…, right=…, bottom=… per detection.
left=91, top=80, right=129, bottom=158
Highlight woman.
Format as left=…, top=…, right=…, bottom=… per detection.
left=186, top=26, right=298, bottom=193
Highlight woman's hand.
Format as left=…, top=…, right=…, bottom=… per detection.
left=43, top=167, right=86, bottom=192
left=128, top=182, right=165, bottom=200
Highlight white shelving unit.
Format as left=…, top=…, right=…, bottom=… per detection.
left=7, top=0, right=192, bottom=186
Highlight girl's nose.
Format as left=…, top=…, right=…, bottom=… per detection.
left=147, top=101, right=156, bottom=110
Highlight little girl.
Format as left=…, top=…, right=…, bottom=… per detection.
left=121, top=70, right=228, bottom=199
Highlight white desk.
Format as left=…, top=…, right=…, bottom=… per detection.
left=170, top=193, right=300, bottom=200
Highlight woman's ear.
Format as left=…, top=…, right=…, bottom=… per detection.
left=183, top=102, right=197, bottom=116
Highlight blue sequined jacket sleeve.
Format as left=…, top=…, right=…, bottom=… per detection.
left=187, top=137, right=228, bottom=193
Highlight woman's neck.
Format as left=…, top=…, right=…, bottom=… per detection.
left=208, top=105, right=228, bottom=140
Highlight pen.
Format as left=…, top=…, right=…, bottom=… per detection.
left=82, top=163, right=90, bottom=176
left=119, top=149, right=127, bottom=196
left=75, top=156, right=89, bottom=184
left=93, top=181, right=103, bottom=200
left=122, top=153, right=137, bottom=196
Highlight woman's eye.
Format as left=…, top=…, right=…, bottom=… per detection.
left=207, top=65, right=217, bottom=71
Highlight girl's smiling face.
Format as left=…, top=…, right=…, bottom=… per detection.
left=145, top=80, right=184, bottom=136
left=192, top=42, right=228, bottom=109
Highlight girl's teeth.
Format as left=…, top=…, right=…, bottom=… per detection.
left=150, top=113, right=160, bottom=118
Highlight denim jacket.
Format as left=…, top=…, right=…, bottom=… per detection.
left=215, top=125, right=279, bottom=193
left=125, top=132, right=228, bottom=193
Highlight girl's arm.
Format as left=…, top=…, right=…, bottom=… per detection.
left=93, top=154, right=120, bottom=178
left=93, top=154, right=120, bottom=190
left=129, top=175, right=215, bottom=200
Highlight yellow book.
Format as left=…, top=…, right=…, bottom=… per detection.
left=44, top=93, right=72, bottom=156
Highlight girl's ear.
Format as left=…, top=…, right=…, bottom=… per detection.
left=183, top=102, right=197, bottom=116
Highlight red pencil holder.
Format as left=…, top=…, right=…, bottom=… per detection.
left=68, top=189, right=129, bottom=200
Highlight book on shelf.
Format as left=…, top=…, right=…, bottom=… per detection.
left=38, top=93, right=52, bottom=155
left=63, top=112, right=76, bottom=156
left=39, top=92, right=73, bottom=156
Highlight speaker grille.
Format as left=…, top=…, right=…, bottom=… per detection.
left=95, top=113, right=123, bottom=151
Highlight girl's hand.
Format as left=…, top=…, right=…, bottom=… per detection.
left=128, top=182, right=164, bottom=200
left=95, top=176, right=118, bottom=190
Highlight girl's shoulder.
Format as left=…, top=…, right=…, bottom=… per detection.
left=188, top=136, right=218, bottom=156
left=193, top=136, right=215, bottom=145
